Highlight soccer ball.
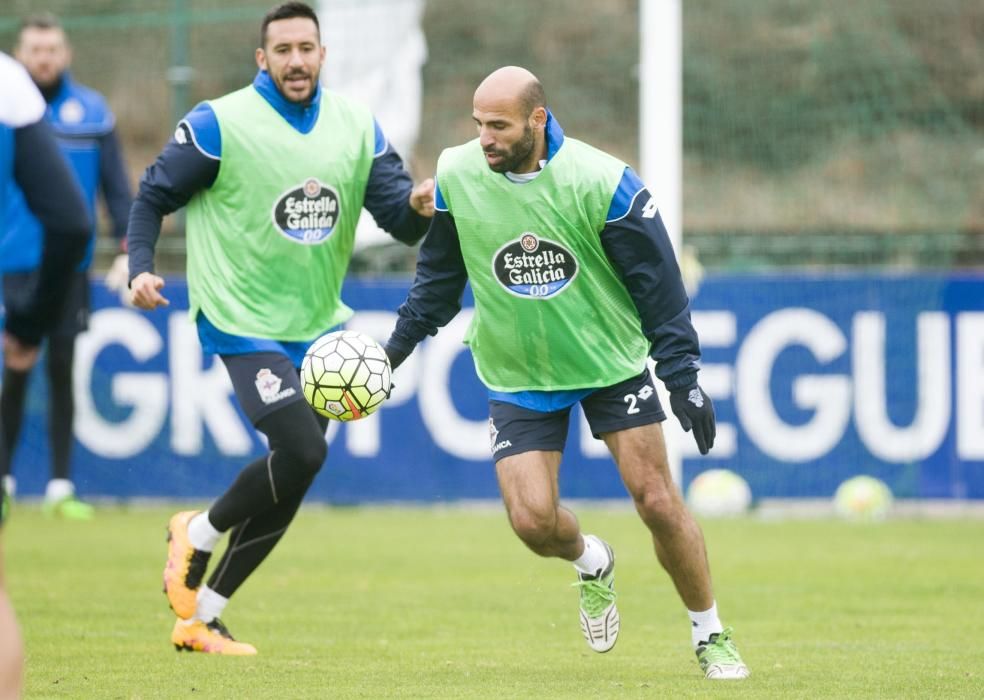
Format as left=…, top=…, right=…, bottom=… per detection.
left=833, top=475, right=893, bottom=521
left=686, top=469, right=752, bottom=517
left=300, top=330, right=391, bottom=421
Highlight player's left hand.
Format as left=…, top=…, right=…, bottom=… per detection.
left=669, top=384, right=716, bottom=455
left=409, top=177, right=435, bottom=217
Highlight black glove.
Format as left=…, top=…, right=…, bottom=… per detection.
left=669, top=384, right=716, bottom=455
left=383, top=341, right=409, bottom=371
left=382, top=342, right=403, bottom=399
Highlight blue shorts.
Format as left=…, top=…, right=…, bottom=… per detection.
left=222, top=351, right=306, bottom=425
left=487, top=369, right=666, bottom=461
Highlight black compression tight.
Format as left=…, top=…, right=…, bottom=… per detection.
left=0, top=367, right=29, bottom=479
left=0, top=337, right=77, bottom=482
left=206, top=474, right=314, bottom=598
left=205, top=399, right=329, bottom=598
left=46, top=336, right=75, bottom=481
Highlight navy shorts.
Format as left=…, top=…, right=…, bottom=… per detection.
left=222, top=351, right=307, bottom=425
left=2, top=270, right=90, bottom=339
left=487, top=369, right=666, bottom=461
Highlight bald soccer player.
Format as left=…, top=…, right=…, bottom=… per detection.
left=383, top=67, right=749, bottom=680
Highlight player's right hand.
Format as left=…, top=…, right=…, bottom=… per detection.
left=130, top=272, right=170, bottom=310
left=409, top=177, right=435, bottom=217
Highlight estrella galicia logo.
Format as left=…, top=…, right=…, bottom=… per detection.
left=492, top=233, right=579, bottom=298
left=271, top=178, right=340, bottom=245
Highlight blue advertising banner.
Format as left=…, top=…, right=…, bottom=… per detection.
left=2, top=273, right=983, bottom=501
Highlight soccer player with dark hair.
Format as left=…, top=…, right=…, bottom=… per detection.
left=127, top=1, right=434, bottom=654
left=0, top=49, right=92, bottom=700
left=0, top=13, right=133, bottom=520
left=384, top=66, right=749, bottom=680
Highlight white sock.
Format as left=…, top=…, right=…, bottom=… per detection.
left=689, top=601, right=724, bottom=649
left=2, top=475, right=16, bottom=498
left=572, top=534, right=611, bottom=578
left=187, top=511, right=222, bottom=552
left=195, top=585, right=228, bottom=624
left=45, top=478, right=75, bottom=502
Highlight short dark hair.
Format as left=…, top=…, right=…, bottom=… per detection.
left=261, top=1, right=320, bottom=47
left=17, top=11, right=64, bottom=44
left=519, top=79, right=546, bottom=118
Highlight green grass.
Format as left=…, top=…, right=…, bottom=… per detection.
left=5, top=505, right=984, bottom=699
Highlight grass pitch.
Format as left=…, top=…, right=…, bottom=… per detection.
left=6, top=504, right=983, bottom=699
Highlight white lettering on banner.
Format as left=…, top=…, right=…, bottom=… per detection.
left=168, top=314, right=252, bottom=456
left=736, top=308, right=852, bottom=461
left=957, top=313, right=984, bottom=459
left=418, top=311, right=490, bottom=460
left=853, top=312, right=950, bottom=461
left=74, top=310, right=168, bottom=458
left=67, top=302, right=981, bottom=469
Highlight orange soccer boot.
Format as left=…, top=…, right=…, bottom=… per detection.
left=171, top=618, right=257, bottom=656
left=163, top=511, right=211, bottom=618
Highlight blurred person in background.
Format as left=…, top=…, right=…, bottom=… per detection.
left=0, top=49, right=93, bottom=700
left=0, top=13, right=132, bottom=520
left=127, top=1, right=433, bottom=655
left=384, top=66, right=749, bottom=680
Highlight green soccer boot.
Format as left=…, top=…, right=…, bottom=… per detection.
left=571, top=536, right=619, bottom=653
left=42, top=495, right=95, bottom=520
left=696, top=627, right=750, bottom=679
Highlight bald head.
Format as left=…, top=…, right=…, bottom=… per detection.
left=474, top=66, right=546, bottom=119
left=472, top=66, right=548, bottom=174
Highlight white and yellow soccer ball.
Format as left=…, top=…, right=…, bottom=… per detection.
left=686, top=469, right=752, bottom=517
left=301, top=330, right=391, bottom=421
left=833, top=475, right=893, bottom=521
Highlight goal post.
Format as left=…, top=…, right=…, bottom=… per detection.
left=640, top=0, right=684, bottom=483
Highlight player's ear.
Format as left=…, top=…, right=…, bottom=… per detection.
left=531, top=106, right=548, bottom=129
left=255, top=47, right=267, bottom=71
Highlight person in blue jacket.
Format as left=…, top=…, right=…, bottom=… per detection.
left=0, top=13, right=132, bottom=520
left=0, top=48, right=92, bottom=699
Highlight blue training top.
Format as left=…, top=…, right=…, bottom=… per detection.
left=2, top=72, right=127, bottom=273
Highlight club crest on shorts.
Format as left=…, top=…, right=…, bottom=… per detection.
left=488, top=417, right=513, bottom=455
left=255, top=368, right=296, bottom=405
left=271, top=177, right=341, bottom=244
left=491, top=233, right=579, bottom=299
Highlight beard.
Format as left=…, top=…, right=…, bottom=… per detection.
left=29, top=66, right=61, bottom=91
left=485, top=123, right=536, bottom=173
left=274, top=68, right=318, bottom=103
